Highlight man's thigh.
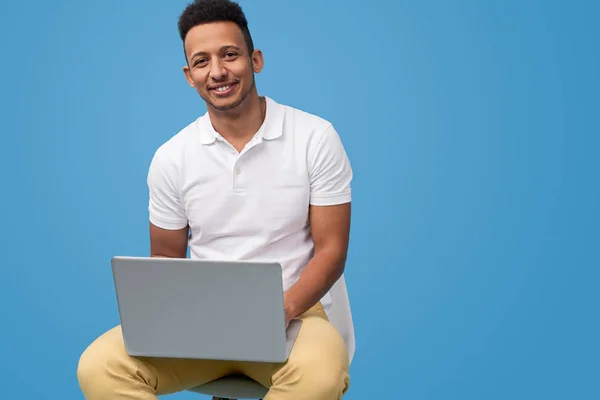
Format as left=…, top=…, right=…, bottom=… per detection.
left=236, top=303, right=350, bottom=390
left=78, top=325, right=237, bottom=396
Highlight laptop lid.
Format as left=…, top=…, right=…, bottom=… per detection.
left=111, top=256, right=301, bottom=363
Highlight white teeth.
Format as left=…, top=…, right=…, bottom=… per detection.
left=216, top=85, right=231, bottom=92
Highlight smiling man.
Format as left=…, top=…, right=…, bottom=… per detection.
left=76, top=0, right=353, bottom=399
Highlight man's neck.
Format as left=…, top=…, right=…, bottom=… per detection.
left=207, top=93, right=266, bottom=151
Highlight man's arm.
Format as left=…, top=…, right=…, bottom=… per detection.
left=150, top=223, right=189, bottom=258
left=147, top=149, right=189, bottom=258
left=283, top=202, right=351, bottom=324
left=282, top=123, right=353, bottom=325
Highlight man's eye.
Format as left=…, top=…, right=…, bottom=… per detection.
left=224, top=52, right=237, bottom=58
left=195, top=59, right=207, bottom=66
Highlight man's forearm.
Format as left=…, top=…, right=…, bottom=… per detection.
left=284, top=248, right=346, bottom=319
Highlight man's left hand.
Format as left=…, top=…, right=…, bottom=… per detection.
left=283, top=294, right=294, bottom=328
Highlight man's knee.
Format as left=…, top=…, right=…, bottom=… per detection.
left=76, top=327, right=141, bottom=394
left=280, top=350, right=349, bottom=397
left=77, top=344, right=111, bottom=384
left=291, top=359, right=348, bottom=397
left=275, top=316, right=350, bottom=397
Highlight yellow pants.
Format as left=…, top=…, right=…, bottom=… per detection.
left=77, top=303, right=350, bottom=399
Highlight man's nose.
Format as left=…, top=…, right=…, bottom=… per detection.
left=209, top=59, right=227, bottom=81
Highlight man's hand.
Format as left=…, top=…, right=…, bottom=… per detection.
left=284, top=301, right=293, bottom=328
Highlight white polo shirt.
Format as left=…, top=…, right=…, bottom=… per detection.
left=147, top=96, right=352, bottom=313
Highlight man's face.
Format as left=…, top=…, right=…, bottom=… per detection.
left=183, top=21, right=263, bottom=112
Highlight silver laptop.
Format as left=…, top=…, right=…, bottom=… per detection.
left=111, top=256, right=302, bottom=363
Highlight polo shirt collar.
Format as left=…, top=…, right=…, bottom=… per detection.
left=198, top=96, right=284, bottom=145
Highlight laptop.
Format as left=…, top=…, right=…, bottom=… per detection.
left=111, top=256, right=302, bottom=363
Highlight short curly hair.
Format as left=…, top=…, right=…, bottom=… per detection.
left=177, top=0, right=255, bottom=54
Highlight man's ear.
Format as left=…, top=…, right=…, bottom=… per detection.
left=183, top=65, right=196, bottom=87
left=251, top=49, right=264, bottom=73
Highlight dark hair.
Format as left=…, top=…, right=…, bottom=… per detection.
left=178, top=0, right=255, bottom=55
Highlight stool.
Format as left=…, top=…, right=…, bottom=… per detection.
left=188, top=374, right=268, bottom=399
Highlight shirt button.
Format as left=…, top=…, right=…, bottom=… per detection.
left=235, top=168, right=241, bottom=175
left=230, top=149, right=236, bottom=154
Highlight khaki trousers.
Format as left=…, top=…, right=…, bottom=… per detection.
left=77, top=303, right=350, bottom=399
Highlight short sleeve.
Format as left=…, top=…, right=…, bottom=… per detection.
left=308, top=124, right=353, bottom=206
left=147, top=151, right=188, bottom=230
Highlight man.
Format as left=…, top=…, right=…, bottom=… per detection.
left=77, top=0, right=353, bottom=399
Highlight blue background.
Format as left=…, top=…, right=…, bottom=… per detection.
left=1, top=0, right=598, bottom=398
